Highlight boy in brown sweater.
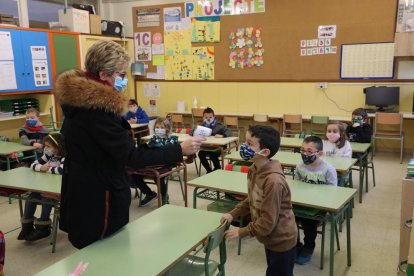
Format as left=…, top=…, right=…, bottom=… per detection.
left=221, top=126, right=297, bottom=276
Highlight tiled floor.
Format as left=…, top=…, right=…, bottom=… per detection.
left=0, top=152, right=406, bottom=275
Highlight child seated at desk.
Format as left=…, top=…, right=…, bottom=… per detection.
left=124, top=99, right=149, bottom=124
left=346, top=108, right=373, bottom=143
left=295, top=135, right=337, bottom=265
left=190, top=107, right=232, bottom=173
left=323, top=121, right=352, bottom=158
left=17, top=133, right=65, bottom=242
left=19, top=107, right=50, bottom=157
left=222, top=126, right=297, bottom=276
left=132, top=118, right=178, bottom=206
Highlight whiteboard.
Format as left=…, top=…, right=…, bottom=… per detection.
left=340, top=43, right=395, bottom=79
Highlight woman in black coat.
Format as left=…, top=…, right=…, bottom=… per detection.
left=56, top=40, right=203, bottom=249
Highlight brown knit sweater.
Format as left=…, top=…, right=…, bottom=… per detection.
left=229, top=155, right=298, bottom=252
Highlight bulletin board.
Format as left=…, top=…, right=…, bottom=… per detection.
left=132, top=0, right=397, bottom=81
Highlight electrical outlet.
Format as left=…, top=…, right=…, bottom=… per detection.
left=317, top=82, right=328, bottom=89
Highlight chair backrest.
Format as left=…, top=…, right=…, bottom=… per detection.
left=283, top=114, right=303, bottom=136
left=284, top=114, right=302, bottom=124
left=171, top=114, right=185, bottom=128
left=192, top=108, right=204, bottom=127
left=224, top=116, right=238, bottom=127
left=253, top=114, right=268, bottom=123
left=204, top=222, right=227, bottom=273
left=311, top=116, right=329, bottom=124
left=374, top=112, right=403, bottom=135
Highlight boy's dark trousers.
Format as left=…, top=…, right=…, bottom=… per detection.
left=133, top=175, right=167, bottom=196
left=297, top=217, right=318, bottom=250
left=265, top=245, right=296, bottom=276
left=198, top=150, right=221, bottom=173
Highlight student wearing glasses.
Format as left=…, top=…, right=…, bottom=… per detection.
left=294, top=135, right=337, bottom=266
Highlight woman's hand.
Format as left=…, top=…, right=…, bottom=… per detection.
left=180, top=137, right=205, bottom=155
left=214, top=134, right=223, bottom=138
left=129, top=118, right=137, bottom=124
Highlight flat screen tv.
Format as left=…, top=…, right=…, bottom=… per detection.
left=364, top=86, right=400, bottom=111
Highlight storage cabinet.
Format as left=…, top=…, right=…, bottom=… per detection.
left=0, top=29, right=52, bottom=93
left=399, top=178, right=414, bottom=275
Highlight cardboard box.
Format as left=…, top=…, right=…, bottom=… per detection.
left=89, top=14, right=101, bottom=35
left=58, top=8, right=90, bottom=33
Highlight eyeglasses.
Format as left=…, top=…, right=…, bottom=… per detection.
left=114, top=71, right=127, bottom=80
left=299, top=148, right=319, bottom=155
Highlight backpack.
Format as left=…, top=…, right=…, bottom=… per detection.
left=0, top=230, right=5, bottom=276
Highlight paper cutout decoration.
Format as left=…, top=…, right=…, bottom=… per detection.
left=164, top=29, right=191, bottom=56
left=192, top=46, right=214, bottom=80
left=228, top=27, right=264, bottom=69
left=191, top=16, right=220, bottom=42
left=152, top=55, right=165, bottom=66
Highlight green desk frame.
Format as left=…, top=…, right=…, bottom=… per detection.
left=0, top=141, right=36, bottom=170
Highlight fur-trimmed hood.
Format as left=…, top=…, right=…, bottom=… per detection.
left=55, top=70, right=128, bottom=116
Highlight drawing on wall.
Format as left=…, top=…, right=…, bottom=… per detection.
left=165, top=54, right=193, bottom=80
left=164, top=29, right=191, bottom=56
left=192, top=46, right=215, bottom=80
left=191, top=16, right=220, bottom=42
left=228, top=27, right=264, bottom=69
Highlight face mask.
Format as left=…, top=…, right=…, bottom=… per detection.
left=114, top=76, right=128, bottom=92
left=204, top=117, right=216, bottom=126
left=301, top=153, right=317, bottom=165
left=155, top=128, right=166, bottom=137
left=352, top=119, right=364, bottom=125
left=26, top=119, right=37, bottom=127
left=326, top=132, right=340, bottom=143
left=43, top=147, right=54, bottom=157
left=129, top=106, right=138, bottom=113
left=239, top=144, right=265, bottom=161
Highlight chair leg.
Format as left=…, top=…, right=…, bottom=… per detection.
left=176, top=172, right=186, bottom=201
left=400, top=137, right=404, bottom=164
left=335, top=222, right=340, bottom=251
left=320, top=221, right=325, bottom=270
left=371, top=162, right=376, bottom=187
left=51, top=206, right=59, bottom=253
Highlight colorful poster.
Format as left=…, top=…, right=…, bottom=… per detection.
left=32, top=60, right=50, bottom=87
left=165, top=55, right=193, bottom=80
left=164, top=29, right=192, bottom=56
left=136, top=8, right=160, bottom=27
left=164, top=7, right=182, bottom=31
left=192, top=46, right=215, bottom=80
left=191, top=16, right=220, bottom=42
left=185, top=0, right=265, bottom=17
left=228, top=27, right=264, bottom=69
left=134, top=32, right=152, bottom=61
left=136, top=47, right=152, bottom=62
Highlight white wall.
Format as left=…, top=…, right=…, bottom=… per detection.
left=101, top=0, right=184, bottom=37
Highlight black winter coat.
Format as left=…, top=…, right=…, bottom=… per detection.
left=56, top=70, right=183, bottom=249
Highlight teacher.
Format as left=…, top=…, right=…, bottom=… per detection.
left=55, top=40, right=203, bottom=249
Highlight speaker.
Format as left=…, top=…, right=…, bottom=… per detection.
left=101, top=20, right=123, bottom=36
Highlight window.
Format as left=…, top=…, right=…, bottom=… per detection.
left=0, top=0, right=19, bottom=22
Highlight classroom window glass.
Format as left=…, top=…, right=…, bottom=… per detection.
left=28, top=0, right=63, bottom=28
left=0, top=0, right=18, bottom=23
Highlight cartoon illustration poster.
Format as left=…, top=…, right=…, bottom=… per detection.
left=192, top=47, right=215, bottom=80
left=191, top=16, right=220, bottom=42
left=165, top=55, right=193, bottom=80
left=164, top=29, right=192, bottom=56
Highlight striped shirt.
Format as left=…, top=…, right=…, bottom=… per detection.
left=30, top=154, right=65, bottom=175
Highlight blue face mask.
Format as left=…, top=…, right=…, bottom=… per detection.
left=239, top=143, right=257, bottom=161
left=26, top=119, right=37, bottom=127
left=114, top=76, right=128, bottom=92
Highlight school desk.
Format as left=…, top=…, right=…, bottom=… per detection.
left=187, top=169, right=357, bottom=276
left=0, top=167, right=61, bottom=252
left=35, top=205, right=223, bottom=276
left=142, top=133, right=239, bottom=169
left=278, top=137, right=372, bottom=203
left=129, top=122, right=149, bottom=138
left=0, top=141, right=36, bottom=170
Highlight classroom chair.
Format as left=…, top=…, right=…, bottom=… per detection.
left=372, top=112, right=404, bottom=163
left=206, top=164, right=249, bottom=255
left=253, top=114, right=268, bottom=124
left=310, top=116, right=329, bottom=138
left=294, top=207, right=340, bottom=270
left=191, top=108, right=204, bottom=127
left=223, top=116, right=241, bottom=140
left=170, top=114, right=186, bottom=129
left=165, top=222, right=228, bottom=276
left=44, top=106, right=63, bottom=132
left=282, top=114, right=303, bottom=137
left=128, top=162, right=187, bottom=207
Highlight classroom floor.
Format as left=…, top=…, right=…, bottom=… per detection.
left=0, top=151, right=406, bottom=276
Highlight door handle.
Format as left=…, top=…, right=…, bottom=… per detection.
left=405, top=218, right=412, bottom=229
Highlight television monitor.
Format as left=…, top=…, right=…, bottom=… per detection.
left=364, top=86, right=400, bottom=111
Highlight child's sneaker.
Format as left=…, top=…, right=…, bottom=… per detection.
left=295, top=247, right=313, bottom=265
left=162, top=194, right=170, bottom=205
left=139, top=192, right=157, bottom=207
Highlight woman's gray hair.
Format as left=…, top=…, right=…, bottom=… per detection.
left=85, top=40, right=130, bottom=78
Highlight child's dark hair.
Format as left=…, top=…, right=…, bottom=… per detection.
left=327, top=121, right=348, bottom=149
left=128, top=99, right=138, bottom=106
left=352, top=108, right=368, bottom=120
left=26, top=107, right=40, bottom=117
left=44, top=133, right=66, bottom=157
left=154, top=117, right=172, bottom=136
left=303, top=136, right=323, bottom=151
left=248, top=125, right=280, bottom=158
left=203, top=107, right=215, bottom=116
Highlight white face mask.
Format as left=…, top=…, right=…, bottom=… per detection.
left=155, top=128, right=166, bottom=137
left=43, top=147, right=54, bottom=156
left=129, top=106, right=138, bottom=113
